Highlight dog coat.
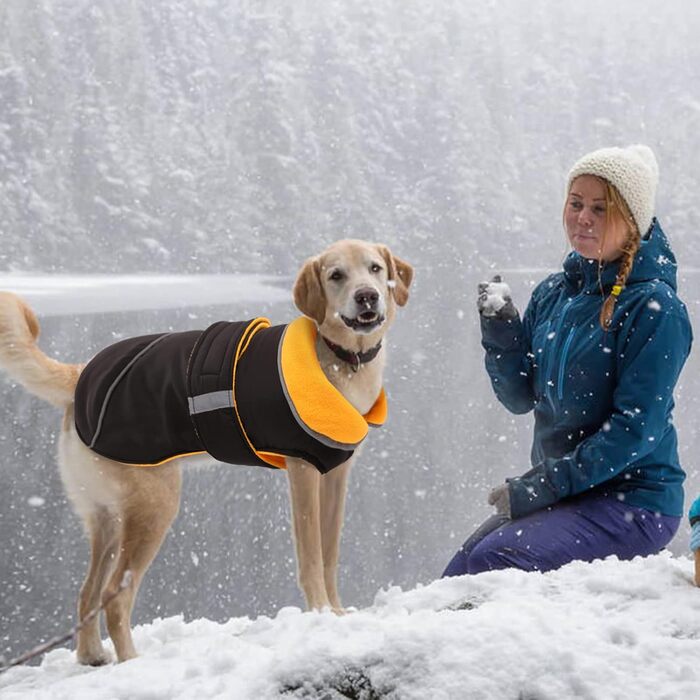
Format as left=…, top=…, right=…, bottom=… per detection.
left=74, top=317, right=387, bottom=474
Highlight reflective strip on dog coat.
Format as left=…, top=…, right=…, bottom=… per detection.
left=73, top=317, right=386, bottom=474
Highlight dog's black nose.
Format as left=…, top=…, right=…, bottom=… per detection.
left=354, top=287, right=379, bottom=308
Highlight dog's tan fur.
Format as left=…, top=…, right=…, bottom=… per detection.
left=0, top=240, right=412, bottom=665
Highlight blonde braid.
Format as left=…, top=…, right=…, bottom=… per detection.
left=599, top=182, right=641, bottom=330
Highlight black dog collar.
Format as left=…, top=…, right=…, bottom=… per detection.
left=322, top=336, right=382, bottom=373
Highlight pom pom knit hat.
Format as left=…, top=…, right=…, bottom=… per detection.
left=566, top=145, right=659, bottom=236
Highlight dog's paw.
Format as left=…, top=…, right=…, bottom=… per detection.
left=77, top=648, right=113, bottom=667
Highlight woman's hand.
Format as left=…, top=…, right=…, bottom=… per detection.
left=487, top=483, right=512, bottom=518
left=477, top=275, right=518, bottom=320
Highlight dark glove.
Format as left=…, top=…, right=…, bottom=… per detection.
left=487, top=483, right=512, bottom=518
left=477, top=275, right=518, bottom=320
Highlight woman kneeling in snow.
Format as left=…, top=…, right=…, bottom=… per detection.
left=444, top=145, right=693, bottom=577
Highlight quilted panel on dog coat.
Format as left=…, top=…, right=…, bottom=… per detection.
left=74, top=317, right=386, bottom=474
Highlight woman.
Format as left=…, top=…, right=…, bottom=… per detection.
left=444, top=145, right=693, bottom=576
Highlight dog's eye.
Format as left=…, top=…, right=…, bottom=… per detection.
left=329, top=270, right=345, bottom=282
left=370, top=263, right=383, bottom=274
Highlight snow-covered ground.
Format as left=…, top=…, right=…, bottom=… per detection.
left=1, top=553, right=698, bottom=700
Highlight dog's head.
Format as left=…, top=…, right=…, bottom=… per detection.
left=293, top=240, right=413, bottom=347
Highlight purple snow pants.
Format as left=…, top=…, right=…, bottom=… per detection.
left=442, top=494, right=680, bottom=577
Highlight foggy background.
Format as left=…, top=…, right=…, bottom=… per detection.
left=1, top=0, right=700, bottom=662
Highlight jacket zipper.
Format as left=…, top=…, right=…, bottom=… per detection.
left=539, top=319, right=552, bottom=398
left=544, top=297, right=574, bottom=403
left=557, top=325, right=577, bottom=401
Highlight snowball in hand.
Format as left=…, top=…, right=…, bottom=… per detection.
left=481, top=282, right=511, bottom=315
left=478, top=275, right=514, bottom=318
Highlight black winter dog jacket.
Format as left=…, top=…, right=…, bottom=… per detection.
left=74, top=317, right=386, bottom=474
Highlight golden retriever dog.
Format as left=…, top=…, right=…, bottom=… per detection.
left=0, top=239, right=412, bottom=665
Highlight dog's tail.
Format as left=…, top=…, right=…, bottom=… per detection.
left=0, top=292, right=81, bottom=408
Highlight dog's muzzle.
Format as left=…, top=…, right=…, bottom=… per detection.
left=341, top=287, right=385, bottom=333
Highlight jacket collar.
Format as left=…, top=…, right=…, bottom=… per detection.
left=278, top=317, right=387, bottom=449
left=562, top=218, right=678, bottom=295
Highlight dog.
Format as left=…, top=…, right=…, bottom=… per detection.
left=0, top=239, right=413, bottom=665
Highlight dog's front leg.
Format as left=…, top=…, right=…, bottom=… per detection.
left=286, top=458, right=332, bottom=610
left=319, top=458, right=352, bottom=612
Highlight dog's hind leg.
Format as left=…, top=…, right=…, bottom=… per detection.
left=101, top=466, right=182, bottom=663
left=319, top=458, right=352, bottom=612
left=76, top=507, right=120, bottom=666
left=286, top=458, right=332, bottom=611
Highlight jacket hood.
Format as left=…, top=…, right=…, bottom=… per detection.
left=563, top=219, right=678, bottom=294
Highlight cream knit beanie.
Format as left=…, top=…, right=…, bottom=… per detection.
left=566, top=145, right=659, bottom=235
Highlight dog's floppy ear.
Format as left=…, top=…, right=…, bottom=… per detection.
left=379, top=246, right=414, bottom=307
left=293, top=256, right=327, bottom=324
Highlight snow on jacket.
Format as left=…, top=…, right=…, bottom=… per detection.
left=74, top=316, right=387, bottom=474
left=481, top=220, right=692, bottom=519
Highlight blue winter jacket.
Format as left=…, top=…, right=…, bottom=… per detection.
left=481, top=220, right=692, bottom=519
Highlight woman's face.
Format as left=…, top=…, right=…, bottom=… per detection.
left=565, top=175, right=630, bottom=262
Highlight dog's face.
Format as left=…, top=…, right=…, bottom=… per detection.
left=293, top=239, right=413, bottom=346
